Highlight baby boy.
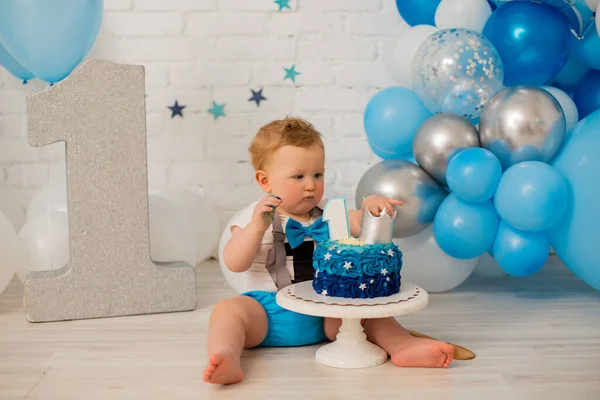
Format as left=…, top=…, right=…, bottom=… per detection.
left=203, top=117, right=453, bottom=385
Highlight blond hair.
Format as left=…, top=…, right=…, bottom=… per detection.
left=248, top=116, right=324, bottom=170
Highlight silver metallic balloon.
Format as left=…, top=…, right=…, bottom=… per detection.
left=412, top=113, right=480, bottom=187
left=478, top=86, right=566, bottom=170
left=355, top=160, right=448, bottom=238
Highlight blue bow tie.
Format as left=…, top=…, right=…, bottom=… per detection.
left=286, top=217, right=330, bottom=249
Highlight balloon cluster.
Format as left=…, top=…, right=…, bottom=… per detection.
left=0, top=0, right=103, bottom=84
left=362, top=0, right=600, bottom=292
left=433, top=86, right=568, bottom=277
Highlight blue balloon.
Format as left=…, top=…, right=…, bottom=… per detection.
left=395, top=0, right=441, bottom=26
left=553, top=49, right=589, bottom=87
left=550, top=110, right=600, bottom=291
left=482, top=1, right=572, bottom=85
left=493, top=221, right=549, bottom=277
left=573, top=69, right=600, bottom=119
left=433, top=194, right=499, bottom=259
left=446, top=148, right=502, bottom=203
left=489, top=0, right=593, bottom=38
left=573, top=21, right=600, bottom=71
left=364, top=87, right=432, bottom=159
left=494, top=161, right=568, bottom=232
left=0, top=41, right=34, bottom=83
left=0, top=0, right=103, bottom=83
left=414, top=181, right=448, bottom=224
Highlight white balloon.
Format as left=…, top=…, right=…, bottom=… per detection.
left=390, top=25, right=438, bottom=88
left=17, top=196, right=198, bottom=283
left=588, top=0, right=600, bottom=11
left=17, top=211, right=70, bottom=283
left=541, top=86, right=579, bottom=133
left=148, top=195, right=197, bottom=267
left=435, top=0, right=492, bottom=33
left=0, top=195, right=25, bottom=232
left=393, top=225, right=478, bottom=292
left=27, top=181, right=68, bottom=221
left=154, top=189, right=220, bottom=263
left=473, top=251, right=506, bottom=278
left=0, top=211, right=17, bottom=295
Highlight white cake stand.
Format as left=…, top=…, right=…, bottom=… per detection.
left=276, top=281, right=428, bottom=369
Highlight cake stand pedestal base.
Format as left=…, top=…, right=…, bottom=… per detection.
left=276, top=281, right=428, bottom=369
left=316, top=317, right=387, bottom=368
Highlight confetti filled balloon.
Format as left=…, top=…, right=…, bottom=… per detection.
left=412, top=28, right=504, bottom=120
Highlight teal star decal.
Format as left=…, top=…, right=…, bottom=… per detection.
left=284, top=64, right=301, bottom=83
left=208, top=101, right=226, bottom=120
left=274, top=0, right=291, bottom=11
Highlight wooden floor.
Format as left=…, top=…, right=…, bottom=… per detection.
left=1, top=256, right=599, bottom=400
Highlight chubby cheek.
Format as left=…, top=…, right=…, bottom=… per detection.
left=316, top=180, right=325, bottom=197
left=279, top=180, right=304, bottom=205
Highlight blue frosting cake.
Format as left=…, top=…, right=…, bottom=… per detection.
left=312, top=238, right=402, bottom=299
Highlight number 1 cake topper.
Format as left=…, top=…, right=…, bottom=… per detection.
left=322, top=197, right=397, bottom=244
left=322, top=198, right=350, bottom=241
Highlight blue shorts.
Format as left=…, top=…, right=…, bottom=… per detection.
left=241, top=290, right=328, bottom=347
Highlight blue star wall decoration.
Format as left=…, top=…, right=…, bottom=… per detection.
left=248, top=88, right=267, bottom=107
left=274, top=0, right=291, bottom=11
left=284, top=65, right=301, bottom=83
left=168, top=100, right=186, bottom=118
left=208, top=101, right=226, bottom=120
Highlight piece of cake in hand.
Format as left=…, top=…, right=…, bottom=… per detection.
left=313, top=206, right=402, bottom=299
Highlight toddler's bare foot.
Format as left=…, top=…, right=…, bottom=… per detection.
left=390, top=336, right=454, bottom=368
left=203, top=353, right=244, bottom=384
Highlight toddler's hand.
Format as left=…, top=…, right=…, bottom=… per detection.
left=361, top=195, right=402, bottom=217
left=249, top=194, right=282, bottom=234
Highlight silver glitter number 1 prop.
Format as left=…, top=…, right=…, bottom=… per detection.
left=24, top=60, right=196, bottom=322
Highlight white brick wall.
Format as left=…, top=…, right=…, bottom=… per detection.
left=0, top=0, right=407, bottom=228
